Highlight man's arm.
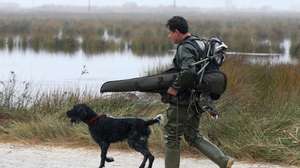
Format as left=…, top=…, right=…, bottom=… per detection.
left=167, top=45, right=197, bottom=96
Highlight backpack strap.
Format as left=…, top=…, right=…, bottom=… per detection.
left=181, top=36, right=208, bottom=62
left=180, top=36, right=215, bottom=73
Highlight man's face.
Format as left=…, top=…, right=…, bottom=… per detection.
left=168, top=29, right=182, bottom=44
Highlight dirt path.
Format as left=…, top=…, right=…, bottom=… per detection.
left=0, top=143, right=296, bottom=168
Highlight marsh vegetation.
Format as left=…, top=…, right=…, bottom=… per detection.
left=0, top=12, right=299, bottom=57
left=0, top=11, right=299, bottom=166
left=0, top=59, right=299, bottom=165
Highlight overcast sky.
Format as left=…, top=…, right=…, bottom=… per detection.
left=0, top=0, right=299, bottom=11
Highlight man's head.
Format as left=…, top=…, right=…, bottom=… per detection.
left=166, top=16, right=190, bottom=44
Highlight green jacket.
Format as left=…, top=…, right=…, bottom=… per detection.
left=168, top=35, right=206, bottom=105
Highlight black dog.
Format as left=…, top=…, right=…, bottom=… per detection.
left=66, top=104, right=161, bottom=168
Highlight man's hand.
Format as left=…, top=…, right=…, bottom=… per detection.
left=167, top=87, right=178, bottom=96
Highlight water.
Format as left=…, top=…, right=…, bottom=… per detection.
left=248, top=39, right=298, bottom=65
left=0, top=48, right=173, bottom=93
left=0, top=39, right=297, bottom=93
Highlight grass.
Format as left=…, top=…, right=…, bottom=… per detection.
left=0, top=12, right=299, bottom=56
left=203, top=59, right=300, bottom=164
left=0, top=59, right=299, bottom=165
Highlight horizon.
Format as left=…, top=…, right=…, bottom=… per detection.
left=0, top=0, right=299, bottom=11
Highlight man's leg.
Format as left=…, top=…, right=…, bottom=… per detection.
left=163, top=105, right=186, bottom=168
left=164, top=137, right=180, bottom=168
left=191, top=134, right=232, bottom=168
left=184, top=108, right=232, bottom=168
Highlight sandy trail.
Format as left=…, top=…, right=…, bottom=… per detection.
left=0, top=143, right=296, bottom=168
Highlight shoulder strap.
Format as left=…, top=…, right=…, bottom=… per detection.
left=181, top=37, right=208, bottom=61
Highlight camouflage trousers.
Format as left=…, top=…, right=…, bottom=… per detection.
left=163, top=103, right=230, bottom=168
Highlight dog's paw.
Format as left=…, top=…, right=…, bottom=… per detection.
left=106, top=157, right=114, bottom=162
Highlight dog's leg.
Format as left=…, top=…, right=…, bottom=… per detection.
left=128, top=137, right=154, bottom=168
left=99, top=142, right=110, bottom=168
left=137, top=139, right=154, bottom=168
left=128, top=138, right=147, bottom=168
left=139, top=143, right=154, bottom=168
left=134, top=144, right=154, bottom=168
left=146, top=150, right=154, bottom=168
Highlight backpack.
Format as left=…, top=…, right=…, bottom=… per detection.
left=183, top=36, right=228, bottom=100
left=183, top=36, right=227, bottom=70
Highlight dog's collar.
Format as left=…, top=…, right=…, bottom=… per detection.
left=86, top=114, right=106, bottom=125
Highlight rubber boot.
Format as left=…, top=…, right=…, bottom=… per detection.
left=165, top=147, right=180, bottom=168
left=192, top=136, right=229, bottom=168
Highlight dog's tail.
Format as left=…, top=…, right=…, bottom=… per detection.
left=146, top=114, right=163, bottom=126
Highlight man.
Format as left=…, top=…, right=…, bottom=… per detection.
left=163, top=16, right=234, bottom=168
